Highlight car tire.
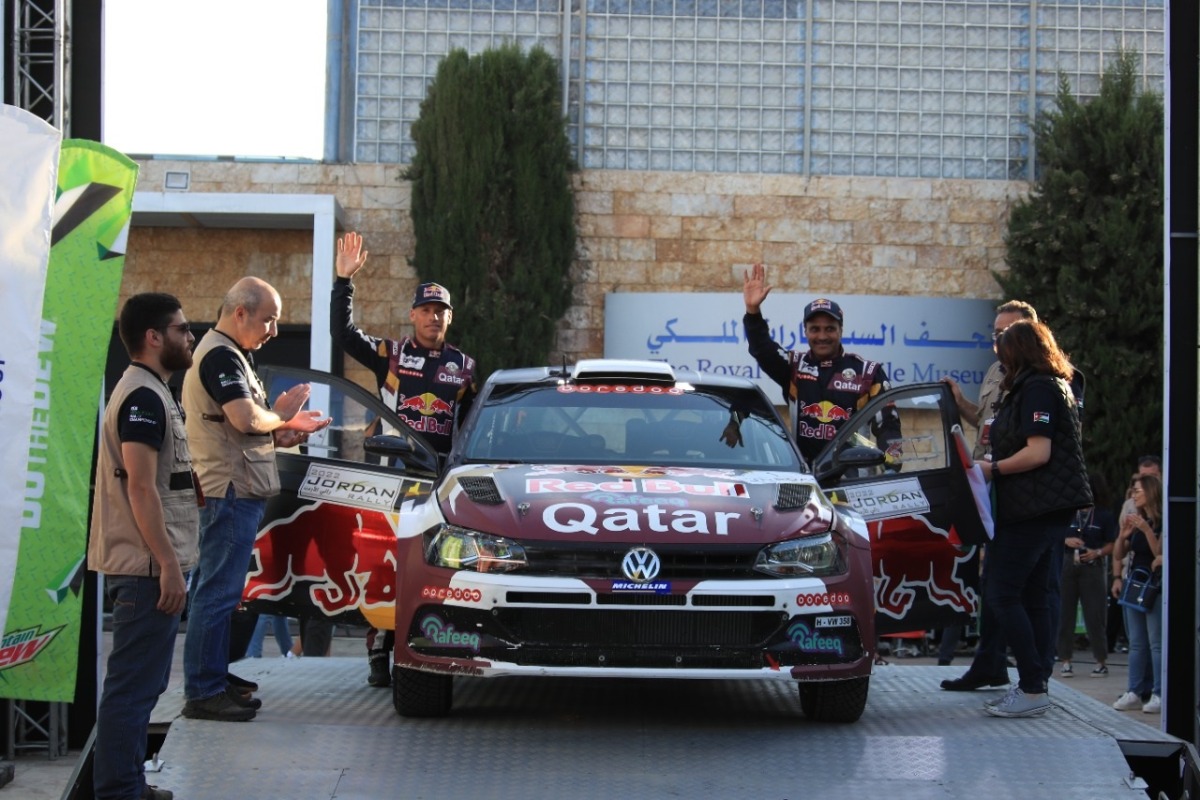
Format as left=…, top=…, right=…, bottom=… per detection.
left=797, top=676, right=869, bottom=723
left=392, top=667, right=453, bottom=717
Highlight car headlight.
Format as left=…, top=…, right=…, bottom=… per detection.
left=754, top=532, right=845, bottom=577
left=426, top=525, right=528, bottom=574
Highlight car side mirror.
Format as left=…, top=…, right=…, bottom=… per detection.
left=815, top=445, right=886, bottom=483
left=365, top=435, right=440, bottom=475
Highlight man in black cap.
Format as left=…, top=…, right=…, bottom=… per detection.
left=332, top=231, right=478, bottom=686
left=741, top=262, right=899, bottom=464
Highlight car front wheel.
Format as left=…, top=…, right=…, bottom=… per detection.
left=797, top=676, right=869, bottom=723
left=392, top=667, right=453, bottom=717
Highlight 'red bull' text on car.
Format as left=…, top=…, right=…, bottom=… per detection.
left=246, top=360, right=988, bottom=723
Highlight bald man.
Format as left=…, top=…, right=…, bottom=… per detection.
left=180, top=277, right=330, bottom=721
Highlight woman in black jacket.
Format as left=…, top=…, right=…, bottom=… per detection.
left=983, top=320, right=1092, bottom=718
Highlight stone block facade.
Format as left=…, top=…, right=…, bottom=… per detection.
left=126, top=161, right=1023, bottom=388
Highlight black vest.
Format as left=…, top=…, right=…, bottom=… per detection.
left=991, top=371, right=1092, bottom=523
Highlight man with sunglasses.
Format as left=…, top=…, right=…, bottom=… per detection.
left=90, top=293, right=198, bottom=800
left=944, top=300, right=1039, bottom=461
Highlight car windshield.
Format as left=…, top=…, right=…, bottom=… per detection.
left=461, top=382, right=803, bottom=471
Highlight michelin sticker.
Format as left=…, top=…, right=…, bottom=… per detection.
left=300, top=464, right=404, bottom=512
left=841, top=478, right=929, bottom=520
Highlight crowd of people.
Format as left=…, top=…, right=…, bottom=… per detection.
left=88, top=255, right=1163, bottom=797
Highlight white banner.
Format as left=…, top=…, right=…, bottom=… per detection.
left=605, top=292, right=998, bottom=401
left=0, top=105, right=62, bottom=635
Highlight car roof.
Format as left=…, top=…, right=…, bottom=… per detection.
left=485, top=359, right=760, bottom=392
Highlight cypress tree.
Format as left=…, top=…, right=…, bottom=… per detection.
left=407, top=44, right=576, bottom=380
left=999, top=51, right=1163, bottom=494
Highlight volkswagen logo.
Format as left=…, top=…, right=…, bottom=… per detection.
left=621, top=547, right=661, bottom=582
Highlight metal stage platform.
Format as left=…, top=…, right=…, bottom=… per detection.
left=149, top=659, right=1178, bottom=799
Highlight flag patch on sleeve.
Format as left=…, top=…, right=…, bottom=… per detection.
left=1032, top=411, right=1051, bottom=424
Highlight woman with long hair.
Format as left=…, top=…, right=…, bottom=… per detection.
left=982, top=320, right=1092, bottom=718
left=1111, top=474, right=1164, bottom=713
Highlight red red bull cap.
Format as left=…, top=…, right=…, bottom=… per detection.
left=413, top=282, right=453, bottom=310
left=803, top=298, right=843, bottom=324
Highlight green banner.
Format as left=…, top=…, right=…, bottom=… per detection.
left=1, top=141, right=137, bottom=701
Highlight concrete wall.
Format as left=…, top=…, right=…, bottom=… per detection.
left=126, top=160, right=1023, bottom=386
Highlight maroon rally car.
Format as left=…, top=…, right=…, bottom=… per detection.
left=246, top=360, right=989, bottom=722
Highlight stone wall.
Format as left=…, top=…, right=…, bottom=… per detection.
left=126, top=161, right=1023, bottom=386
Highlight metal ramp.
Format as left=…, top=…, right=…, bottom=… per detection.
left=149, top=659, right=1176, bottom=799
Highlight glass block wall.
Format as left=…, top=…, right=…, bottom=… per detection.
left=353, top=0, right=1164, bottom=180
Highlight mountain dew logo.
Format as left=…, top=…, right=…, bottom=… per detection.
left=0, top=625, right=64, bottom=672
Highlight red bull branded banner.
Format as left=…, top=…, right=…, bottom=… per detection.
left=0, top=105, right=61, bottom=644
left=1, top=140, right=138, bottom=701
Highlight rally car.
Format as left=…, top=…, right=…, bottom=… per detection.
left=245, top=360, right=988, bottom=722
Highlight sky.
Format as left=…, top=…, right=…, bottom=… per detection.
left=102, top=0, right=327, bottom=160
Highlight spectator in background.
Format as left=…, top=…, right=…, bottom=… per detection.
left=1112, top=474, right=1164, bottom=714
left=246, top=614, right=295, bottom=659
left=1109, top=456, right=1161, bottom=654
left=1056, top=475, right=1116, bottom=678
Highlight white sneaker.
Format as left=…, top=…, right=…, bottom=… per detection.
left=1142, top=694, right=1161, bottom=714
left=1113, top=691, right=1142, bottom=711
left=984, top=687, right=1050, bottom=718
left=984, top=684, right=1020, bottom=709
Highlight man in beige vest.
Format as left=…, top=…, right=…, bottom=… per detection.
left=181, top=277, right=329, bottom=721
left=89, top=293, right=199, bottom=800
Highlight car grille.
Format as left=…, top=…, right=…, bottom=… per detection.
left=521, top=541, right=764, bottom=580
left=775, top=483, right=812, bottom=510
left=407, top=606, right=864, bottom=669
left=457, top=475, right=504, bottom=505
left=495, top=607, right=785, bottom=647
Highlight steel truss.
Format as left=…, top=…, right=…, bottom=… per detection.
left=10, top=0, right=69, bottom=132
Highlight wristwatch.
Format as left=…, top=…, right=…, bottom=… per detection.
left=991, top=460, right=1000, bottom=479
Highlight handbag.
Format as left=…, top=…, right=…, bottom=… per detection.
left=1118, top=567, right=1162, bottom=612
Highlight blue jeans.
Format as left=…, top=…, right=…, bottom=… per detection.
left=1123, top=590, right=1163, bottom=697
left=94, top=575, right=182, bottom=800
left=183, top=486, right=266, bottom=701
left=985, top=517, right=1067, bottom=694
left=247, top=614, right=294, bottom=658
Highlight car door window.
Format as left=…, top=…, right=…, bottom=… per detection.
left=259, top=367, right=409, bottom=466
left=833, top=386, right=948, bottom=479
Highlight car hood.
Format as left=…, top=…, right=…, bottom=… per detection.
left=436, top=463, right=838, bottom=546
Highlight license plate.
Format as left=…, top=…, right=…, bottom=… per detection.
left=815, top=615, right=852, bottom=629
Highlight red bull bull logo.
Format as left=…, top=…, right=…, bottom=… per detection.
left=871, top=516, right=977, bottom=624
left=799, top=400, right=850, bottom=424
left=398, top=392, right=453, bottom=416
left=245, top=504, right=399, bottom=618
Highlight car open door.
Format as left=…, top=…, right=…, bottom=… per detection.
left=812, top=382, right=989, bottom=636
left=242, top=365, right=441, bottom=630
